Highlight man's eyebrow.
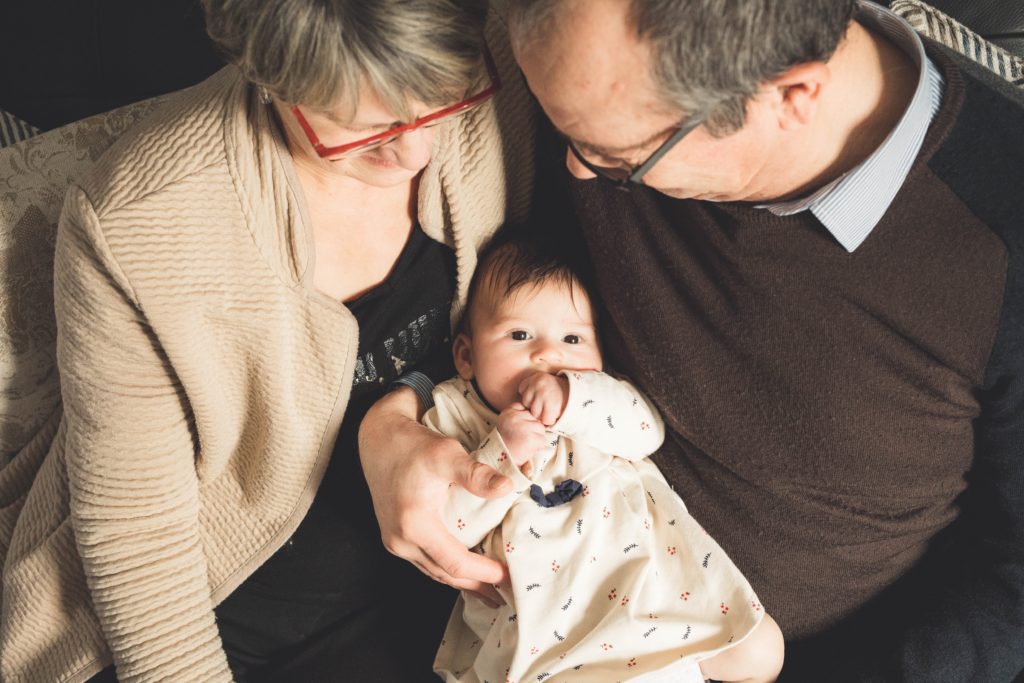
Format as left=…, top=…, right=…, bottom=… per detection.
left=567, top=124, right=679, bottom=158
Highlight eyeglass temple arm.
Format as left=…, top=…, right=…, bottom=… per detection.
left=627, top=119, right=700, bottom=184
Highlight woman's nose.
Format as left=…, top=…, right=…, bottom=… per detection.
left=388, top=128, right=434, bottom=167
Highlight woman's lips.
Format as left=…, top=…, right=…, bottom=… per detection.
left=361, top=154, right=402, bottom=169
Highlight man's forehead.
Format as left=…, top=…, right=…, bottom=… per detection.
left=513, top=0, right=680, bottom=152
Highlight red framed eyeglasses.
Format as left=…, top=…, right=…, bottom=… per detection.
left=291, top=46, right=502, bottom=161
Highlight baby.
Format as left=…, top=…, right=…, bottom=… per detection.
left=427, top=240, right=783, bottom=683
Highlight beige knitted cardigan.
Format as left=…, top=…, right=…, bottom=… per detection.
left=0, top=22, right=535, bottom=683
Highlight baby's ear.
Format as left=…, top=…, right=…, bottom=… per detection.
left=452, top=334, right=474, bottom=380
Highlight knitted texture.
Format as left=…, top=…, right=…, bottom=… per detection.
left=567, top=41, right=1024, bottom=681
left=0, top=11, right=535, bottom=682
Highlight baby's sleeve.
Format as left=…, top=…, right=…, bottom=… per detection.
left=552, top=370, right=665, bottom=460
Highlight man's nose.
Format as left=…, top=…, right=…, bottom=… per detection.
left=565, top=147, right=597, bottom=179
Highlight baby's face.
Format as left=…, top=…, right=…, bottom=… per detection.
left=455, top=279, right=603, bottom=411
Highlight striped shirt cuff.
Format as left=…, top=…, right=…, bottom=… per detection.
left=391, top=371, right=437, bottom=410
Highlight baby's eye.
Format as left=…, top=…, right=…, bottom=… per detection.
left=563, top=334, right=581, bottom=345
left=510, top=330, right=531, bottom=341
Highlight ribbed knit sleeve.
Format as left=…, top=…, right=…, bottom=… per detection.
left=54, top=186, right=232, bottom=682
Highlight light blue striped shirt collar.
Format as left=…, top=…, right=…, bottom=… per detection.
left=756, top=0, right=945, bottom=252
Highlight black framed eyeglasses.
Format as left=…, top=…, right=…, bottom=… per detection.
left=566, top=115, right=704, bottom=190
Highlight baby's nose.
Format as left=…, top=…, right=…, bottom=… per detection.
left=531, top=341, right=562, bottom=364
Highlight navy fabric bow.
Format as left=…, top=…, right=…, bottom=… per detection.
left=530, top=479, right=583, bottom=508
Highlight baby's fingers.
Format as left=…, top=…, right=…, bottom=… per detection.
left=527, top=394, right=547, bottom=420
left=539, top=398, right=561, bottom=426
left=518, top=385, right=536, bottom=411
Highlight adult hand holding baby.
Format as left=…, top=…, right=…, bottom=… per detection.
left=359, top=386, right=511, bottom=605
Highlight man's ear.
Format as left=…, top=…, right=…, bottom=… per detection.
left=770, top=62, right=831, bottom=130
left=453, top=333, right=474, bottom=381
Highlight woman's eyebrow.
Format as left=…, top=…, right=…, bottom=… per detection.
left=339, top=118, right=398, bottom=130
left=318, top=109, right=399, bottom=130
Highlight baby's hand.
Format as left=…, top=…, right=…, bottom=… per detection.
left=518, top=372, right=570, bottom=427
left=497, top=402, right=547, bottom=471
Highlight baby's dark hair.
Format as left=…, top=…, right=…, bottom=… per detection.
left=459, top=237, right=595, bottom=334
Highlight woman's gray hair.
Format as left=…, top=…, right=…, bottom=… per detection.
left=203, top=0, right=489, bottom=120
left=509, top=0, right=857, bottom=136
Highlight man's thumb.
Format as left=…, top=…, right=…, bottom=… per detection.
left=456, top=456, right=511, bottom=499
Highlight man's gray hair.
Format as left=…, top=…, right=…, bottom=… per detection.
left=509, top=0, right=857, bottom=135
left=203, top=0, right=488, bottom=121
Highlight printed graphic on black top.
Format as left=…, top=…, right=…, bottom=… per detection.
left=352, top=305, right=450, bottom=391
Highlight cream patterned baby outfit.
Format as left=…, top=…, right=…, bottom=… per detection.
left=426, top=372, right=763, bottom=682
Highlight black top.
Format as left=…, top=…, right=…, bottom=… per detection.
left=215, top=225, right=458, bottom=682
left=562, top=42, right=1024, bottom=682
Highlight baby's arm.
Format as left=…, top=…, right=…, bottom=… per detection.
left=550, top=370, right=665, bottom=459
left=423, top=384, right=533, bottom=548
left=699, top=613, right=784, bottom=683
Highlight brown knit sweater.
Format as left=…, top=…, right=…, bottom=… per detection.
left=0, top=16, right=534, bottom=683
left=566, top=42, right=1024, bottom=682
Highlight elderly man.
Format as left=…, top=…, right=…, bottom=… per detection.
left=360, top=0, right=1024, bottom=680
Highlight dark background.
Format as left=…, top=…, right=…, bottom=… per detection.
left=0, top=0, right=1021, bottom=132
left=0, top=0, right=223, bottom=130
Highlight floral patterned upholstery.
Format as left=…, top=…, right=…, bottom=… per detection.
left=0, top=97, right=164, bottom=463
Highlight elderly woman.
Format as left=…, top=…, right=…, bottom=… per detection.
left=0, top=0, right=534, bottom=680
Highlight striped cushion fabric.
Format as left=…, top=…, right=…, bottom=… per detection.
left=891, top=0, right=1024, bottom=86
left=0, top=109, right=40, bottom=148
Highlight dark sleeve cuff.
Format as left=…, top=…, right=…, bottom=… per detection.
left=391, top=371, right=437, bottom=411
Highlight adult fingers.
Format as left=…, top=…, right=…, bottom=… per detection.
left=419, top=526, right=509, bottom=589
left=447, top=449, right=511, bottom=499
left=409, top=557, right=504, bottom=606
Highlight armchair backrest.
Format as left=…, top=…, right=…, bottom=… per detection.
left=0, top=97, right=163, bottom=463
left=891, top=0, right=1024, bottom=86
left=924, top=0, right=1024, bottom=56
